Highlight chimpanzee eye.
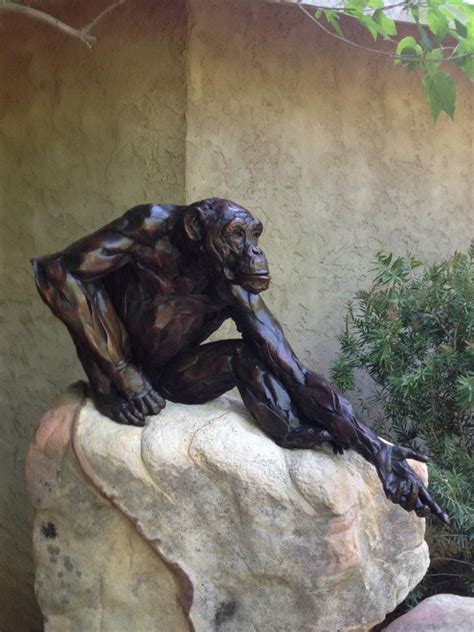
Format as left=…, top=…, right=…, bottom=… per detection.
left=233, top=229, right=245, bottom=239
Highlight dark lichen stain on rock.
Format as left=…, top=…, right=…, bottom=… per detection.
left=41, top=521, right=58, bottom=539
left=63, top=556, right=74, bottom=572
left=215, top=601, right=237, bottom=629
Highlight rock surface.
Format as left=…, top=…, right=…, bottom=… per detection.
left=385, top=594, right=474, bottom=631
left=26, top=383, right=429, bottom=632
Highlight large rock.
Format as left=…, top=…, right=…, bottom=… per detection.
left=26, top=383, right=429, bottom=632
left=385, top=594, right=474, bottom=631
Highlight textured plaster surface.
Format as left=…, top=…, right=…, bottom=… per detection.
left=0, top=1, right=186, bottom=629
left=186, top=0, right=473, bottom=362
left=0, top=0, right=472, bottom=629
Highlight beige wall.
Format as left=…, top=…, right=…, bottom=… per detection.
left=186, top=0, right=473, bottom=368
left=0, top=1, right=187, bottom=629
left=0, top=0, right=472, bottom=629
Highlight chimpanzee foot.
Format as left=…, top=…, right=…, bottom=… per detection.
left=93, top=393, right=147, bottom=427
left=130, top=387, right=165, bottom=417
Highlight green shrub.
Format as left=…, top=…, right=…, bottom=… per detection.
left=331, top=246, right=473, bottom=602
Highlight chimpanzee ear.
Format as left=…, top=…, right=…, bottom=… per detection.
left=183, top=206, right=205, bottom=241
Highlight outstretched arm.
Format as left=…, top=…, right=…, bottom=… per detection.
left=229, top=286, right=448, bottom=523
left=32, top=209, right=164, bottom=424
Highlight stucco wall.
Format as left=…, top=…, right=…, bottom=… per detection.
left=0, top=1, right=186, bottom=629
left=186, top=0, right=473, bottom=369
left=0, top=0, right=472, bottom=629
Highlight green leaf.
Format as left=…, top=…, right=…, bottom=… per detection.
left=367, top=0, right=384, bottom=8
left=417, top=23, right=433, bottom=51
left=344, top=0, right=368, bottom=12
left=315, top=9, right=322, bottom=19
left=425, top=48, right=444, bottom=74
left=323, top=9, right=344, bottom=37
left=460, top=55, right=474, bottom=80
left=427, top=9, right=448, bottom=40
left=422, top=71, right=456, bottom=121
left=359, top=15, right=379, bottom=40
left=398, top=47, right=423, bottom=70
left=373, top=10, right=397, bottom=38
left=454, top=18, right=468, bottom=38
left=410, top=4, right=420, bottom=22
left=456, top=375, right=474, bottom=410
left=396, top=36, right=419, bottom=56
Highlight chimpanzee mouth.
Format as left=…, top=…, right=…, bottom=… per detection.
left=240, top=271, right=271, bottom=279
left=238, top=271, right=271, bottom=293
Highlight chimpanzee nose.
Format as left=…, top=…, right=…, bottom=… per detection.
left=250, top=246, right=262, bottom=256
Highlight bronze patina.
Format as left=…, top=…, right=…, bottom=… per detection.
left=32, top=198, right=449, bottom=523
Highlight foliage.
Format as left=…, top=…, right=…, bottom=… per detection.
left=300, top=0, right=474, bottom=121
left=331, top=246, right=474, bottom=602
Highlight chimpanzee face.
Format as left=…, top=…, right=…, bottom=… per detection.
left=183, top=199, right=271, bottom=294
left=220, top=210, right=270, bottom=293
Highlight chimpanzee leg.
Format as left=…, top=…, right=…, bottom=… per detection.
left=159, top=340, right=335, bottom=449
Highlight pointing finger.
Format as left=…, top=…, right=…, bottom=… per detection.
left=418, top=486, right=450, bottom=525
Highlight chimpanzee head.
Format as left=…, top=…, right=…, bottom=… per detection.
left=183, top=198, right=271, bottom=293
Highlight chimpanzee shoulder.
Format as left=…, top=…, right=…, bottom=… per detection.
left=118, top=203, right=184, bottom=246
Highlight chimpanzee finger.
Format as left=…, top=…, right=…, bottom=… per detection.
left=148, top=390, right=165, bottom=407
left=117, top=412, right=129, bottom=425
left=402, top=482, right=419, bottom=512
left=134, top=397, right=147, bottom=416
left=414, top=501, right=431, bottom=518
left=389, top=479, right=406, bottom=505
left=418, top=486, right=450, bottom=525
left=124, top=407, right=145, bottom=427
left=144, top=391, right=165, bottom=415
left=144, top=393, right=164, bottom=414
left=394, top=446, right=429, bottom=463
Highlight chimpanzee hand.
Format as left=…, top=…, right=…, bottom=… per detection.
left=373, top=443, right=449, bottom=524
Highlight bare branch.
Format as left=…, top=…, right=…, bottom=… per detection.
left=1, top=1, right=96, bottom=45
left=83, top=0, right=125, bottom=34
left=0, top=0, right=126, bottom=46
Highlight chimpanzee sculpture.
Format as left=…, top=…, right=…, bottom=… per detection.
left=32, top=198, right=448, bottom=523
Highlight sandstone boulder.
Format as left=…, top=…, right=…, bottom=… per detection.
left=385, top=594, right=474, bottom=631
left=26, top=383, right=429, bottom=632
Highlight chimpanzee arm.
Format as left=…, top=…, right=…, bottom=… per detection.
left=31, top=210, right=165, bottom=423
left=229, top=286, right=449, bottom=523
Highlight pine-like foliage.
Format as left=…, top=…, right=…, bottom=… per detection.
left=331, top=246, right=473, bottom=603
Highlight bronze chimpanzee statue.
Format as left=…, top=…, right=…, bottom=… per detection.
left=32, top=198, right=448, bottom=523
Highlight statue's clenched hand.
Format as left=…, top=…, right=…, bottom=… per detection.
left=373, top=444, right=449, bottom=524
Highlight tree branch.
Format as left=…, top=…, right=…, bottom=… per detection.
left=83, top=0, right=125, bottom=34
left=0, top=0, right=125, bottom=46
left=298, top=3, right=398, bottom=57
left=298, top=4, right=465, bottom=61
